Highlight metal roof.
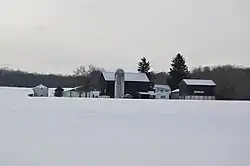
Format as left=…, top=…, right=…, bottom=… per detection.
left=154, top=84, right=171, bottom=90
left=33, top=84, right=48, bottom=89
left=182, top=79, right=216, bottom=86
left=102, top=72, right=150, bottom=82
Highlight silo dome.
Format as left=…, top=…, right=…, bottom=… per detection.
left=115, top=68, right=125, bottom=75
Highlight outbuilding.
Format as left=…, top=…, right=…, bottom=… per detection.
left=62, top=86, right=101, bottom=98
left=170, top=89, right=180, bottom=99
left=179, top=79, right=216, bottom=100
left=62, top=88, right=83, bottom=98
left=32, top=84, right=49, bottom=97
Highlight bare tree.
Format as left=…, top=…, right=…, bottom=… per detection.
left=73, top=65, right=87, bottom=76
left=191, top=65, right=250, bottom=100
left=87, top=64, right=105, bottom=74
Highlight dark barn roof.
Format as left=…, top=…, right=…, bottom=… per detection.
left=102, top=72, right=150, bottom=82
left=181, top=79, right=216, bottom=86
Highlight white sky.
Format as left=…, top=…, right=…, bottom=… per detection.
left=0, top=0, right=249, bottom=74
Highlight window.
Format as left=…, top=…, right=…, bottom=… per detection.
left=194, top=91, right=204, bottom=94
left=161, top=96, right=165, bottom=98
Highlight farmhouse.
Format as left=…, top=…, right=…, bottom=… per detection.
left=179, top=79, right=216, bottom=100
left=100, top=71, right=152, bottom=98
left=153, top=84, right=171, bottom=99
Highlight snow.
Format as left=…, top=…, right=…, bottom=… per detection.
left=0, top=87, right=250, bottom=166
left=102, top=72, right=150, bottom=82
left=183, top=79, right=216, bottom=86
left=34, top=84, right=48, bottom=89
left=172, top=89, right=180, bottom=93
left=154, top=84, right=171, bottom=90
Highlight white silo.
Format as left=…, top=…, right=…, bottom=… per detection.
left=114, top=69, right=125, bottom=98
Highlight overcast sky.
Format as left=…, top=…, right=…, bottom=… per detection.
left=0, top=0, right=249, bottom=74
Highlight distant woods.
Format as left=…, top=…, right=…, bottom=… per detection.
left=191, top=65, right=250, bottom=100
left=0, top=68, right=80, bottom=88
left=1, top=54, right=250, bottom=100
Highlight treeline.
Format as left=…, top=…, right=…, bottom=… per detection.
left=0, top=68, right=81, bottom=88
left=137, top=54, right=250, bottom=100
left=191, top=65, right=250, bottom=100
left=1, top=54, right=250, bottom=100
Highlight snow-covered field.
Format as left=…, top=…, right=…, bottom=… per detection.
left=0, top=87, right=250, bottom=166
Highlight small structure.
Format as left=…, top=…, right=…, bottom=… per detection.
left=63, top=88, right=82, bottom=98
left=170, top=89, right=180, bottom=99
left=33, top=84, right=49, bottom=97
left=179, top=79, right=216, bottom=100
left=62, top=86, right=101, bottom=98
left=89, top=91, right=100, bottom=98
left=138, top=91, right=155, bottom=99
left=124, top=94, right=133, bottom=99
left=154, top=84, right=171, bottom=99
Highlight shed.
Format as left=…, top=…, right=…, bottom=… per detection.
left=63, top=89, right=83, bottom=98
left=170, top=89, right=180, bottom=99
left=179, top=79, right=216, bottom=100
left=33, top=84, right=49, bottom=97
left=138, top=91, right=155, bottom=99
left=62, top=86, right=101, bottom=98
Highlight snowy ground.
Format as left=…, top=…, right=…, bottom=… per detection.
left=0, top=87, right=250, bottom=166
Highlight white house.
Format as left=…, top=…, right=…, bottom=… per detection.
left=153, top=84, right=171, bottom=99
left=32, top=84, right=49, bottom=97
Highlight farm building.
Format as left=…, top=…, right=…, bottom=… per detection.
left=179, top=79, right=216, bottom=100
left=99, top=71, right=152, bottom=98
left=153, top=84, right=171, bottom=99
left=62, top=86, right=84, bottom=98
left=32, top=84, right=49, bottom=97
left=170, top=89, right=180, bottom=99
left=62, top=86, right=100, bottom=98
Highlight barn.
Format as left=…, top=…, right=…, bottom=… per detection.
left=179, top=79, right=216, bottom=100
left=99, top=71, right=152, bottom=98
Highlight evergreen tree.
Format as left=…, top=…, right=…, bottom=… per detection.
left=137, top=57, right=150, bottom=73
left=137, top=57, right=155, bottom=81
left=168, top=53, right=189, bottom=90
